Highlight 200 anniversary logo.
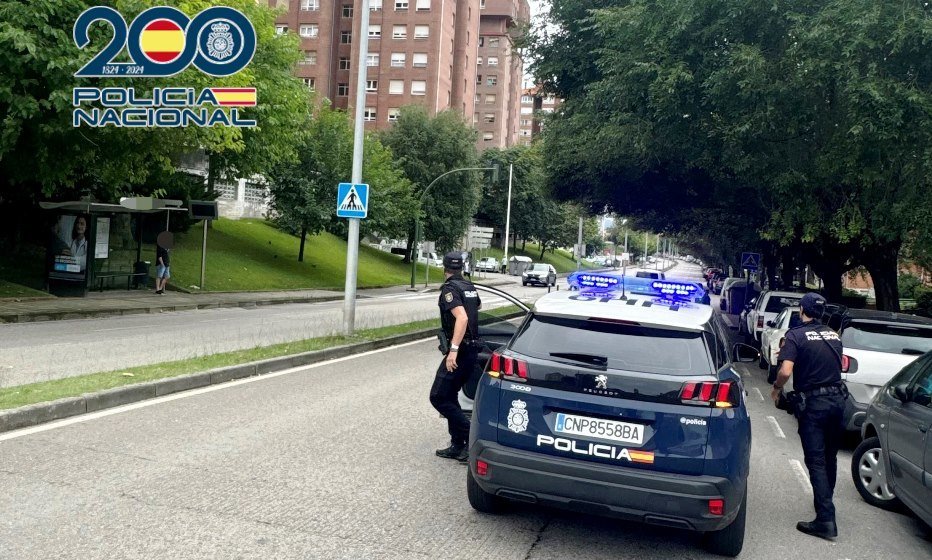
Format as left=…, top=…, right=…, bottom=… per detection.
left=72, top=5, right=257, bottom=128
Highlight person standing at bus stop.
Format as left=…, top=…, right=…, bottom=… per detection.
left=155, top=241, right=171, bottom=294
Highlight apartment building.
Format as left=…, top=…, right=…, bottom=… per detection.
left=517, top=86, right=561, bottom=145
left=271, top=0, right=528, bottom=145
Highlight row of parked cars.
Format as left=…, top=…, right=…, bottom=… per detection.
left=726, top=281, right=932, bottom=529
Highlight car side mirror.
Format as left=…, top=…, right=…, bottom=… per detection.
left=892, top=383, right=910, bottom=402
left=733, top=343, right=759, bottom=363
left=766, top=320, right=776, bottom=328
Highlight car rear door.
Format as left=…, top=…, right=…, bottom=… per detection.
left=493, top=314, right=727, bottom=476
left=461, top=284, right=529, bottom=401
left=887, top=359, right=932, bottom=517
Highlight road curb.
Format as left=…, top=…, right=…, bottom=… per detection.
left=0, top=328, right=437, bottom=434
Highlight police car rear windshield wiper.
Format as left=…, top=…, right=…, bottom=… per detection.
left=901, top=348, right=927, bottom=356
left=550, top=352, right=608, bottom=369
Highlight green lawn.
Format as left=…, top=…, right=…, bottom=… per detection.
left=470, top=242, right=595, bottom=274
left=0, top=244, right=50, bottom=298
left=153, top=218, right=445, bottom=291
left=0, top=280, right=50, bottom=298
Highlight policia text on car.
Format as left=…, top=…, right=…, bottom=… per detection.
left=429, top=252, right=481, bottom=462
left=771, top=292, right=846, bottom=540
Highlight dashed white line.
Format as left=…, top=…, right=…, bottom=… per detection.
left=788, top=459, right=813, bottom=495
left=752, top=387, right=765, bottom=401
left=766, top=415, right=786, bottom=439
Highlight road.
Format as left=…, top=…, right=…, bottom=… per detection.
left=0, top=273, right=552, bottom=387
left=1, top=266, right=930, bottom=559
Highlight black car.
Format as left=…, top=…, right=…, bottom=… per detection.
left=852, top=350, right=932, bottom=526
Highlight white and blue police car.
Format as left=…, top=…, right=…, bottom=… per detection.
left=467, top=272, right=751, bottom=557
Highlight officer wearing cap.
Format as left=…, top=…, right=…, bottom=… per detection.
left=771, top=292, right=845, bottom=540
left=429, top=251, right=481, bottom=462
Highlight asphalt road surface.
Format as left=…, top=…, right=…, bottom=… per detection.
left=1, top=316, right=930, bottom=558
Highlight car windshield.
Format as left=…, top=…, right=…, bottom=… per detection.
left=528, top=264, right=548, bottom=271
left=511, top=314, right=712, bottom=376
left=765, top=295, right=801, bottom=313
left=841, top=322, right=932, bottom=354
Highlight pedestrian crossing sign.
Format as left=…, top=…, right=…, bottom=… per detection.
left=741, top=252, right=761, bottom=271
left=336, top=183, right=369, bottom=219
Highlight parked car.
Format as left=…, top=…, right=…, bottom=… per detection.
left=737, top=297, right=758, bottom=337
left=632, top=269, right=666, bottom=281
left=839, top=310, right=932, bottom=431
left=417, top=251, right=443, bottom=267
left=476, top=257, right=499, bottom=273
left=746, top=291, right=804, bottom=345
left=711, top=275, right=728, bottom=295
left=851, top=350, right=932, bottom=526
left=522, top=263, right=557, bottom=286
left=760, top=307, right=801, bottom=383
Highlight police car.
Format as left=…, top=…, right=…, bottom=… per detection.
left=466, top=273, right=751, bottom=557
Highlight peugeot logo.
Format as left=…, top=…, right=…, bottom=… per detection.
left=595, top=374, right=608, bottom=390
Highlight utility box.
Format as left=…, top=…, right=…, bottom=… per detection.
left=508, top=256, right=533, bottom=276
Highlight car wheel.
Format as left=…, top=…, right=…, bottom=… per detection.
left=522, top=281, right=527, bottom=286
left=467, top=467, right=503, bottom=514
left=702, top=486, right=746, bottom=557
left=851, top=436, right=902, bottom=511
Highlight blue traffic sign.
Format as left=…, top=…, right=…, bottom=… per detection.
left=741, top=252, right=761, bottom=271
left=336, top=183, right=368, bottom=219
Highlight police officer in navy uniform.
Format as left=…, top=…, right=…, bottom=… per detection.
left=771, top=293, right=845, bottom=540
left=430, top=251, right=481, bottom=462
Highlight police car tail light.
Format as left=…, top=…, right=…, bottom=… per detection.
left=757, top=316, right=764, bottom=330
left=679, top=381, right=735, bottom=408
left=502, top=355, right=528, bottom=379
left=476, top=459, right=489, bottom=476
left=708, top=499, right=725, bottom=516
left=487, top=352, right=502, bottom=378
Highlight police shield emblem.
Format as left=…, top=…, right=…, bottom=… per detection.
left=507, top=400, right=529, bottom=433
left=206, top=22, right=234, bottom=61
left=444, top=292, right=453, bottom=303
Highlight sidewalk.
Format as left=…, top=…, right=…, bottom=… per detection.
left=0, top=277, right=516, bottom=324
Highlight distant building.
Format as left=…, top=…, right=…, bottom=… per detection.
left=517, top=86, right=561, bottom=145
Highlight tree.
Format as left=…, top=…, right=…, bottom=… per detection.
left=0, top=0, right=310, bottom=245
left=380, top=106, right=480, bottom=257
left=267, top=103, right=412, bottom=261
left=477, top=144, right=548, bottom=250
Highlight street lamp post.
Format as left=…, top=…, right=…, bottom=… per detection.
left=409, top=166, right=498, bottom=289
left=656, top=233, right=663, bottom=270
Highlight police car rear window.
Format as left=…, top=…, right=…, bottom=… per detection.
left=765, top=296, right=800, bottom=313
left=511, top=315, right=713, bottom=376
left=842, top=322, right=932, bottom=355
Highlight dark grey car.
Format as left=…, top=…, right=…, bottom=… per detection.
left=852, top=350, right=932, bottom=527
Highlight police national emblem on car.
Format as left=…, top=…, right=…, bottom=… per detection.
left=507, top=400, right=529, bottom=433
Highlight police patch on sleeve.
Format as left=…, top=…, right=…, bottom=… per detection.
left=444, top=292, right=454, bottom=303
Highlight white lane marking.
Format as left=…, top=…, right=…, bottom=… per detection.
left=0, top=337, right=433, bottom=443
left=766, top=415, right=786, bottom=439
left=89, top=325, right=152, bottom=333
left=752, top=387, right=765, bottom=401
left=788, top=459, right=813, bottom=495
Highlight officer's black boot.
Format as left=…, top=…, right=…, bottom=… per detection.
left=435, top=445, right=468, bottom=462
left=796, top=520, right=838, bottom=540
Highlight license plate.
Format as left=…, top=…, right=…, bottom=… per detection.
left=554, top=413, right=645, bottom=445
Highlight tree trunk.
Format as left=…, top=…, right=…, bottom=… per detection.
left=298, top=224, right=307, bottom=262
left=806, top=250, right=844, bottom=303
left=862, top=241, right=901, bottom=312
left=539, top=245, right=546, bottom=260
left=780, top=249, right=795, bottom=289
left=206, top=152, right=217, bottom=230
left=403, top=233, right=413, bottom=264
left=521, top=238, right=526, bottom=251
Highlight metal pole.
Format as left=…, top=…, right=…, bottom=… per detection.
left=503, top=163, right=513, bottom=267
left=656, top=234, right=661, bottom=270
left=165, top=210, right=170, bottom=231
left=576, top=216, right=583, bottom=270
left=343, top=0, right=371, bottom=336
left=410, top=218, right=420, bottom=289
left=644, top=232, right=649, bottom=266
left=200, top=219, right=208, bottom=289
left=624, top=227, right=628, bottom=261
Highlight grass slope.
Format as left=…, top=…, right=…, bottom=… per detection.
left=158, top=219, right=444, bottom=291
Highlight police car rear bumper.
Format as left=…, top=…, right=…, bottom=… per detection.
left=470, top=440, right=743, bottom=532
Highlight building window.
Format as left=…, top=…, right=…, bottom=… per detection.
left=395, top=0, right=408, bottom=10
left=276, top=25, right=288, bottom=35
left=414, top=25, right=429, bottom=39
left=341, top=31, right=352, bottom=44
left=369, top=25, right=381, bottom=38
left=483, top=132, right=494, bottom=142
left=338, top=83, right=349, bottom=96
left=520, top=130, right=531, bottom=137
left=473, top=112, right=479, bottom=124
left=477, top=57, right=483, bottom=66
left=388, top=108, right=400, bottom=122
left=478, top=36, right=484, bottom=47
left=486, top=94, right=496, bottom=104
left=302, top=51, right=318, bottom=65
left=299, top=24, right=319, bottom=38
left=342, top=4, right=354, bottom=17
left=371, top=0, right=383, bottom=9
left=520, top=119, right=532, bottom=126
left=488, top=37, right=500, bottom=48
left=391, top=53, right=406, bottom=67
left=392, top=25, right=407, bottom=39
left=474, top=93, right=481, bottom=103
left=303, top=78, right=316, bottom=90
left=412, top=53, right=428, bottom=67
left=416, top=0, right=431, bottom=10
left=411, top=80, right=427, bottom=96
left=366, top=80, right=378, bottom=92
left=367, top=54, right=380, bottom=66
left=486, top=75, right=497, bottom=86
left=487, top=56, right=498, bottom=66
left=521, top=95, right=533, bottom=103
left=364, top=107, right=377, bottom=121
left=484, top=113, right=495, bottom=123
left=339, top=57, right=350, bottom=70
left=544, top=96, right=556, bottom=105
left=389, top=80, right=404, bottom=94
left=476, top=74, right=482, bottom=85
left=480, top=0, right=486, bottom=8
left=301, top=0, right=320, bottom=10
left=520, top=106, right=533, bottom=115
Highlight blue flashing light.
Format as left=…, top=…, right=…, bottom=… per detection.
left=651, top=281, right=698, bottom=297
left=567, top=271, right=707, bottom=303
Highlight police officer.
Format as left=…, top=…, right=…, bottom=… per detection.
left=771, top=292, right=845, bottom=540
left=429, top=251, right=481, bottom=462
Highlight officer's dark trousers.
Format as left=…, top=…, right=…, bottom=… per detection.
left=796, top=394, right=846, bottom=522
left=429, top=346, right=478, bottom=448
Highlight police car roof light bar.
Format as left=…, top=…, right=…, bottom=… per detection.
left=567, top=272, right=706, bottom=303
